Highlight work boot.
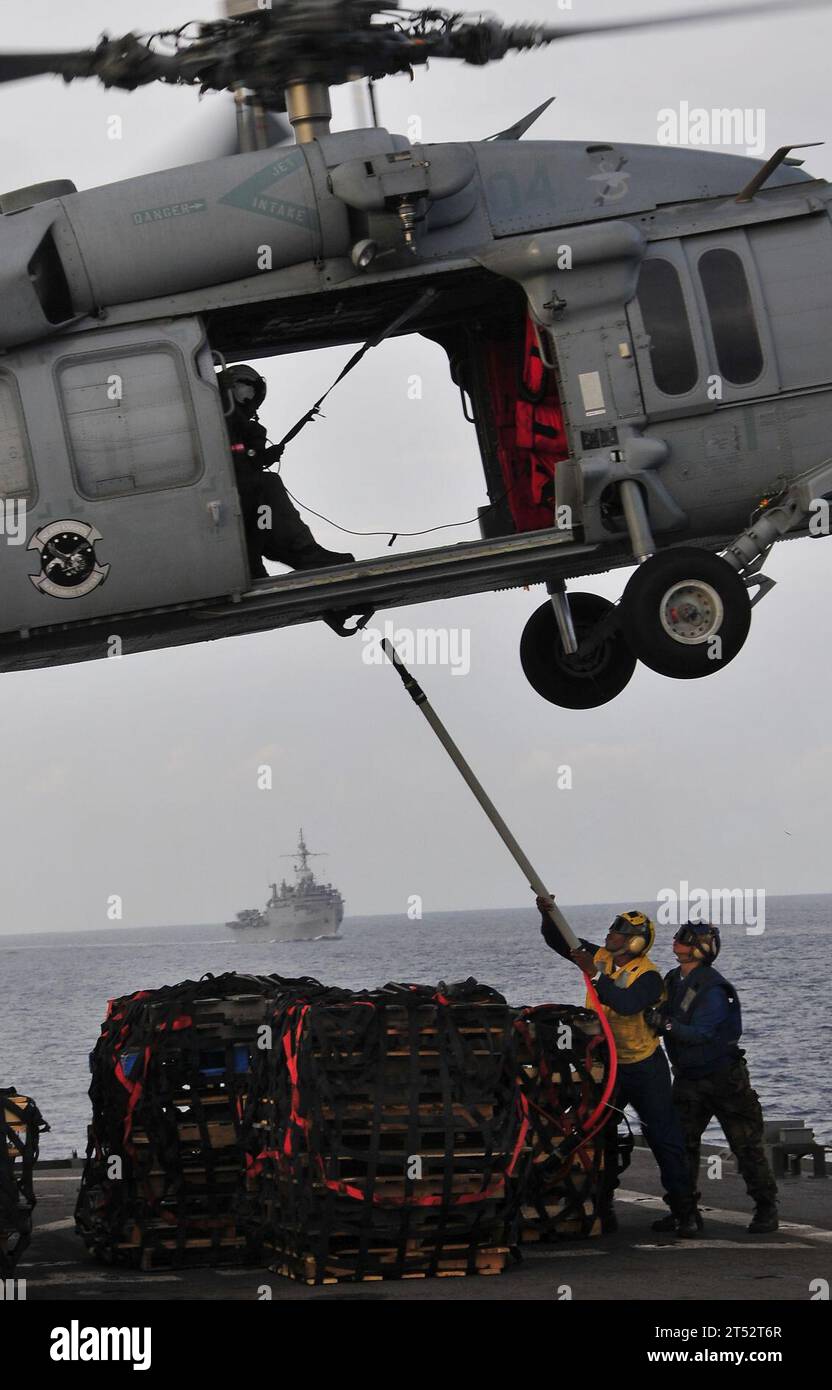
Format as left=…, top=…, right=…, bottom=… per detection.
left=290, top=543, right=356, bottom=571
left=654, top=1195, right=703, bottom=1237
left=675, top=1204, right=704, bottom=1239
left=651, top=1211, right=704, bottom=1236
left=747, top=1203, right=779, bottom=1234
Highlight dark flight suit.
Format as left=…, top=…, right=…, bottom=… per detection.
left=228, top=409, right=325, bottom=577
left=541, top=918, right=695, bottom=1220
left=662, top=964, right=778, bottom=1208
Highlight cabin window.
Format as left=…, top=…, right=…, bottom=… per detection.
left=59, top=347, right=201, bottom=498
left=698, top=248, right=764, bottom=385
left=636, top=258, right=699, bottom=395
left=0, top=374, right=34, bottom=499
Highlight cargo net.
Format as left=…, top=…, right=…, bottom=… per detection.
left=1, top=1088, right=49, bottom=1276
left=240, top=979, right=530, bottom=1283
left=75, top=975, right=614, bottom=1280
left=75, top=972, right=319, bottom=1271
left=514, top=1006, right=610, bottom=1241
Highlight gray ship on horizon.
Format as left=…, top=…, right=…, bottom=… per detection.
left=228, top=829, right=344, bottom=942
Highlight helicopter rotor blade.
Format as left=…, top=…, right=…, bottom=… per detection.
left=0, top=52, right=95, bottom=84
left=0, top=1, right=828, bottom=99
left=0, top=36, right=181, bottom=89
left=495, top=0, right=831, bottom=53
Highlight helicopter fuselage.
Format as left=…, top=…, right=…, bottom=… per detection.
left=0, top=130, right=829, bottom=681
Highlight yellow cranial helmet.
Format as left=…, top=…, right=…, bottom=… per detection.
left=609, top=910, right=655, bottom=955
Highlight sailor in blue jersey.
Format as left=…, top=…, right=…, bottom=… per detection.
left=650, top=922, right=779, bottom=1235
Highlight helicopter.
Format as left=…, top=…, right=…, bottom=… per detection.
left=0, top=0, right=831, bottom=708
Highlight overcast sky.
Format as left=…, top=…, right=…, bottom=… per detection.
left=1, top=0, right=831, bottom=934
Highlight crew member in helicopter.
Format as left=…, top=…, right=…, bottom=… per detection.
left=537, top=895, right=700, bottom=1237
left=217, top=364, right=355, bottom=578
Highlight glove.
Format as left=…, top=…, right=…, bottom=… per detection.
left=645, top=1005, right=672, bottom=1036
left=571, top=948, right=599, bottom=977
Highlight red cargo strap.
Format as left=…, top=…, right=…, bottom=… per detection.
left=113, top=1043, right=152, bottom=1150
left=282, top=1003, right=311, bottom=1156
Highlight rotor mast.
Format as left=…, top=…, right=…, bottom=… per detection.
left=270, top=0, right=345, bottom=143
left=285, top=80, right=332, bottom=143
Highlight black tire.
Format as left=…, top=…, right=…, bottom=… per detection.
left=520, top=592, right=637, bottom=709
left=620, top=547, right=751, bottom=680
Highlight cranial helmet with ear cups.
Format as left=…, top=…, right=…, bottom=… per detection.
left=217, top=364, right=267, bottom=415
left=674, top=922, right=721, bottom=961
left=609, top=910, right=655, bottom=955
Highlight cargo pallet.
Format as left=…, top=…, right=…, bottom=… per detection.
left=1, top=1089, right=48, bottom=1276
left=75, top=976, right=279, bottom=1269
left=243, top=985, right=531, bottom=1283
left=76, top=976, right=612, bottom=1281
left=514, top=1006, right=607, bottom=1243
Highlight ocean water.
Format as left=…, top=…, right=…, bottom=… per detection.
left=1, top=894, right=829, bottom=1158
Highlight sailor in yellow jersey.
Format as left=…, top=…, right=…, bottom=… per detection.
left=538, top=896, right=699, bottom=1236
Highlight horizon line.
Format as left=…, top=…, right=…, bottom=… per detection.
left=0, top=888, right=827, bottom=940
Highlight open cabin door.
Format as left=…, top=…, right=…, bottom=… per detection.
left=439, top=302, right=570, bottom=541
left=0, top=317, right=249, bottom=640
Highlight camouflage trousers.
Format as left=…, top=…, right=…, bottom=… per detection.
left=672, top=1058, right=778, bottom=1206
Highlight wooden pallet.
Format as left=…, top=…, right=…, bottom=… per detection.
left=263, top=1196, right=511, bottom=1235
left=271, top=1242, right=511, bottom=1285
left=314, top=1100, right=498, bottom=1122
left=135, top=1234, right=253, bottom=1271
left=110, top=1210, right=253, bottom=1271
left=130, top=1119, right=239, bottom=1148
left=141, top=1163, right=241, bottom=1197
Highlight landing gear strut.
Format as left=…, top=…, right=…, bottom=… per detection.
left=521, top=590, right=636, bottom=709
left=520, top=458, right=832, bottom=706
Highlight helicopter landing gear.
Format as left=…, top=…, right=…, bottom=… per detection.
left=620, top=547, right=751, bottom=679
left=521, top=589, right=637, bottom=709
